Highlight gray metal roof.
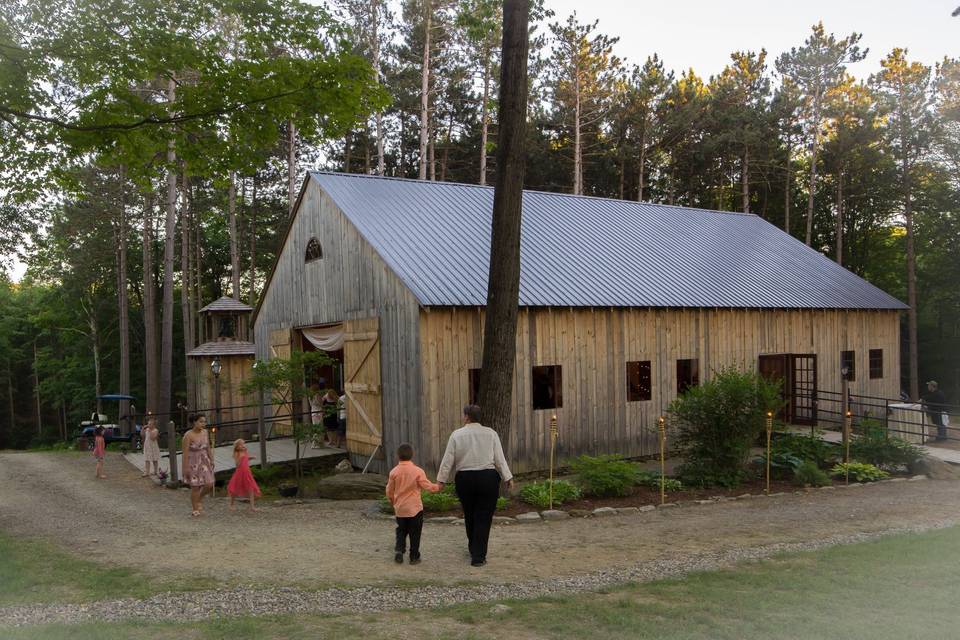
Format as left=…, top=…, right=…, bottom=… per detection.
left=186, top=341, right=256, bottom=357
left=309, top=172, right=907, bottom=310
left=199, top=296, right=254, bottom=313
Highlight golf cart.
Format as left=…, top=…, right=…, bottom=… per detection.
left=78, top=394, right=142, bottom=450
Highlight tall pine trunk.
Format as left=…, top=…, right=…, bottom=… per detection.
left=180, top=172, right=196, bottom=409
left=418, top=4, right=431, bottom=180
left=142, top=192, right=158, bottom=414
left=784, top=139, right=792, bottom=233
left=741, top=147, right=750, bottom=213
left=287, top=120, right=297, bottom=215
left=477, top=0, right=530, bottom=450
left=248, top=176, right=258, bottom=305
left=835, top=169, right=844, bottom=265
left=805, top=94, right=822, bottom=246
left=904, top=158, right=919, bottom=400
left=637, top=128, right=646, bottom=202
left=229, top=171, right=240, bottom=300
left=573, top=74, right=582, bottom=195
left=479, top=53, right=491, bottom=185
left=372, top=0, right=385, bottom=175
left=117, top=167, right=130, bottom=426
left=158, top=78, right=177, bottom=418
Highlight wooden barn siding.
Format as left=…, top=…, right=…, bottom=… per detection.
left=254, top=182, right=423, bottom=474
left=419, top=307, right=901, bottom=474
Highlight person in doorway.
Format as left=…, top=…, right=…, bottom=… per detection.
left=92, top=426, right=107, bottom=479
left=922, top=381, right=948, bottom=441
left=308, top=382, right=324, bottom=442
left=386, top=443, right=440, bottom=564
left=437, top=405, right=513, bottom=567
left=227, top=439, right=261, bottom=512
left=321, top=388, right=340, bottom=447
left=336, top=390, right=347, bottom=448
left=181, top=413, right=215, bottom=517
left=141, top=415, right=161, bottom=477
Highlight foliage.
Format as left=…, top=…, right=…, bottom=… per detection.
left=570, top=454, right=641, bottom=497
left=850, top=420, right=924, bottom=470
left=422, top=485, right=460, bottom=512
left=670, top=367, right=783, bottom=488
left=519, top=480, right=581, bottom=509
left=635, top=470, right=683, bottom=492
left=496, top=496, right=510, bottom=511
left=830, top=462, right=890, bottom=482
left=793, top=460, right=832, bottom=487
left=772, top=432, right=840, bottom=468
left=251, top=465, right=285, bottom=485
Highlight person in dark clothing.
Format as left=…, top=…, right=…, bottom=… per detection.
left=922, top=381, right=948, bottom=441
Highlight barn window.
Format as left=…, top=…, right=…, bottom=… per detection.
left=532, top=365, right=562, bottom=410
left=468, top=368, right=482, bottom=405
left=305, top=237, right=323, bottom=262
left=869, top=349, right=883, bottom=380
left=841, top=350, right=856, bottom=381
left=677, top=359, right=699, bottom=395
left=626, top=361, right=652, bottom=402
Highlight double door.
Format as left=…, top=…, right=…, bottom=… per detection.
left=758, top=354, right=818, bottom=425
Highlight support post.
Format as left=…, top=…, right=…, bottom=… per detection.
left=258, top=387, right=268, bottom=469
left=765, top=411, right=773, bottom=495
left=844, top=410, right=852, bottom=485
left=548, top=414, right=558, bottom=509
left=658, top=416, right=666, bottom=505
left=166, top=419, right=179, bottom=487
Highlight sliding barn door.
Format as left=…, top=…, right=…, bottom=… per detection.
left=343, top=317, right=384, bottom=459
left=269, top=328, right=293, bottom=435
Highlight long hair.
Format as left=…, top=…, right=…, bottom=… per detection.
left=232, top=439, right=246, bottom=463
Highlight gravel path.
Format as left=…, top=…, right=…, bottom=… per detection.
left=2, top=520, right=955, bottom=627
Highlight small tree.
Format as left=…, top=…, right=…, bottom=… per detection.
left=241, top=350, right=334, bottom=492
left=669, top=366, right=782, bottom=488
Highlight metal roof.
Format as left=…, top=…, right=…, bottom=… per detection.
left=199, top=296, right=254, bottom=313
left=309, top=172, right=907, bottom=310
left=186, top=341, right=257, bottom=357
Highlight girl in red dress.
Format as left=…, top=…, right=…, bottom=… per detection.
left=227, top=439, right=261, bottom=512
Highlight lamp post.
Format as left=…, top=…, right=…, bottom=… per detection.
left=211, top=357, right=223, bottom=445
left=658, top=416, right=667, bottom=505
left=765, top=411, right=773, bottom=494
left=548, top=414, right=558, bottom=509
left=841, top=364, right=850, bottom=451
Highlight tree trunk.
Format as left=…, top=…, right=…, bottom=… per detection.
left=905, top=160, right=919, bottom=400
left=479, top=53, right=491, bottom=185
left=248, top=175, right=258, bottom=305
left=805, top=95, right=822, bottom=246
left=117, top=167, right=130, bottom=427
left=741, top=147, right=750, bottom=213
left=287, top=120, right=297, bottom=215
left=419, top=3, right=431, bottom=180
left=573, top=73, right=582, bottom=195
left=372, top=0, right=385, bottom=175
left=637, top=128, right=646, bottom=202
left=835, top=169, right=844, bottom=266
left=180, top=172, right=196, bottom=410
left=142, top=191, right=159, bottom=414
left=33, top=341, right=41, bottom=437
left=229, top=171, right=240, bottom=300
left=429, top=117, right=437, bottom=181
left=784, top=139, right=792, bottom=233
left=344, top=130, right=353, bottom=172
left=477, top=0, right=530, bottom=451
left=159, top=78, right=177, bottom=418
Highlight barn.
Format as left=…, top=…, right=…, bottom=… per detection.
left=252, top=172, right=906, bottom=474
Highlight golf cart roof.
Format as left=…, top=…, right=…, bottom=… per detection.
left=97, top=394, right=136, bottom=401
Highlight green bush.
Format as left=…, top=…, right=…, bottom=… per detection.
left=771, top=433, right=840, bottom=468
left=251, top=465, right=285, bottom=485
left=670, top=367, right=782, bottom=488
left=636, top=470, right=683, bottom=492
left=830, top=462, right=890, bottom=482
left=754, top=451, right=804, bottom=479
left=570, top=454, right=640, bottom=497
left=378, top=496, right=394, bottom=514
left=793, top=460, right=831, bottom=487
left=519, top=480, right=581, bottom=509
left=421, top=487, right=460, bottom=512
left=496, top=496, right=510, bottom=511
left=850, top=420, right=923, bottom=470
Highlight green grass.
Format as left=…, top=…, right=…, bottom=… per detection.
left=6, top=525, right=960, bottom=639
left=0, top=531, right=216, bottom=607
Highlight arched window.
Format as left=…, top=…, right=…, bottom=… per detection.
left=305, top=237, right=323, bottom=262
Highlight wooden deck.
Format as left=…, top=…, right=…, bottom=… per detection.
left=122, top=438, right=346, bottom=476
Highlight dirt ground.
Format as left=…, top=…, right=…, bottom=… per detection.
left=2, top=451, right=959, bottom=589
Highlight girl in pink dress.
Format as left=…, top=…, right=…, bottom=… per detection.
left=227, top=439, right=261, bottom=512
left=92, top=426, right=106, bottom=479
left=181, top=413, right=215, bottom=517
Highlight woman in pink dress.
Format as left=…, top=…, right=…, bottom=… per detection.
left=227, top=439, right=261, bottom=512
left=181, top=413, right=214, bottom=517
left=92, top=426, right=106, bottom=479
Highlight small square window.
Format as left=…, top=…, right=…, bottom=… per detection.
left=677, top=359, right=699, bottom=395
left=841, top=351, right=856, bottom=381
left=468, top=368, right=481, bottom=405
left=532, top=365, right=562, bottom=410
left=627, top=361, right=652, bottom=402
left=869, top=349, right=883, bottom=380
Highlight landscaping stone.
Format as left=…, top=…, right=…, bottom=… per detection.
left=820, top=486, right=836, bottom=490
left=315, top=473, right=387, bottom=500
left=451, top=518, right=465, bottom=526
left=427, top=517, right=458, bottom=524
left=515, top=512, right=542, bottom=523
left=637, top=505, right=656, bottom=512
left=334, top=459, right=353, bottom=474
left=592, top=507, right=618, bottom=517
left=567, top=509, right=592, bottom=518
left=541, top=510, right=569, bottom=521
left=615, top=507, right=640, bottom=516
left=909, top=456, right=959, bottom=480
left=768, top=492, right=786, bottom=497
left=492, top=516, right=516, bottom=524
left=490, top=604, right=512, bottom=616
left=695, top=500, right=714, bottom=505
left=736, top=494, right=752, bottom=499
left=657, top=503, right=678, bottom=509
left=908, top=475, right=927, bottom=482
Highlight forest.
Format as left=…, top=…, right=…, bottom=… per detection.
left=0, top=0, right=957, bottom=447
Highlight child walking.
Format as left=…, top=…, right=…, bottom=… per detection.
left=385, top=443, right=440, bottom=565
left=227, top=439, right=261, bottom=512
left=92, top=426, right=107, bottom=479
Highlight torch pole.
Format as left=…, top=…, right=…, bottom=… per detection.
left=549, top=414, right=558, bottom=509
left=765, top=412, right=773, bottom=495
left=658, top=416, right=666, bottom=505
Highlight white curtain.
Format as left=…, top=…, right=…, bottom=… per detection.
left=301, top=325, right=344, bottom=352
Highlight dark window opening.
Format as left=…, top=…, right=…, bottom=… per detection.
left=869, top=349, right=883, bottom=380
left=841, top=350, right=856, bottom=381
left=532, top=365, right=562, bottom=410
left=677, top=359, right=699, bottom=395
left=468, top=368, right=481, bottom=405
left=627, top=361, right=652, bottom=402
left=305, top=237, right=323, bottom=262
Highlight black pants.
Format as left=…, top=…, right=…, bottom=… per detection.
left=455, top=469, right=501, bottom=563
left=395, top=511, right=424, bottom=559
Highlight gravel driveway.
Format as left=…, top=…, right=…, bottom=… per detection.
left=1, top=451, right=959, bottom=626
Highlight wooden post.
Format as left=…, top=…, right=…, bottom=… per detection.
left=841, top=374, right=849, bottom=450
left=658, top=416, right=666, bottom=505
left=166, top=419, right=179, bottom=486
left=844, top=410, right=852, bottom=485
left=210, top=426, right=217, bottom=497
left=258, top=387, right=268, bottom=469
left=765, top=412, right=773, bottom=494
left=548, top=414, right=558, bottom=509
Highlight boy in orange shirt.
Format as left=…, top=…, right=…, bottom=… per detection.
left=386, top=443, right=441, bottom=564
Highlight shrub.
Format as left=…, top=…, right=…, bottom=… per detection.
left=570, top=454, right=640, bottom=497
left=771, top=433, right=840, bottom=468
left=636, top=470, right=682, bottom=492
left=496, top=496, right=510, bottom=511
left=421, top=486, right=460, bottom=512
left=793, top=460, right=831, bottom=487
left=754, top=451, right=804, bottom=479
left=830, top=462, right=889, bottom=482
left=378, top=496, right=394, bottom=514
left=850, top=420, right=923, bottom=470
left=251, top=465, right=285, bottom=485
left=670, top=367, right=782, bottom=488
left=519, top=480, right=581, bottom=509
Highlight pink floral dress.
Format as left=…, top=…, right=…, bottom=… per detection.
left=184, top=439, right=214, bottom=487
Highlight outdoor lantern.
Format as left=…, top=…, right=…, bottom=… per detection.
left=211, top=357, right=222, bottom=378
left=841, top=365, right=851, bottom=381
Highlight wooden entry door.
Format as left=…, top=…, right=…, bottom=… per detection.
left=268, top=328, right=293, bottom=436
left=758, top=355, right=788, bottom=420
left=788, top=354, right=818, bottom=425
left=343, top=317, right=383, bottom=461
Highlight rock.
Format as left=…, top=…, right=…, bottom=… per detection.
left=491, top=604, right=512, bottom=616
left=567, top=509, right=592, bottom=518
left=451, top=518, right=465, bottom=526
left=736, top=494, right=752, bottom=500
left=592, top=507, right=618, bottom=517
left=657, top=503, right=678, bottom=509
left=540, top=510, right=569, bottom=521
left=515, top=512, right=542, bottom=523
left=427, top=516, right=459, bottom=524
left=819, top=486, right=836, bottom=490
left=638, top=505, right=656, bottom=512
left=492, top=516, right=516, bottom=524
left=768, top=492, right=786, bottom=497
left=695, top=500, right=714, bottom=505
left=334, top=459, right=354, bottom=474
left=616, top=507, right=640, bottom=516
left=908, top=456, right=960, bottom=480
left=315, top=473, right=387, bottom=500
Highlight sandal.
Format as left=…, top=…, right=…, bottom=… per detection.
left=191, top=510, right=201, bottom=517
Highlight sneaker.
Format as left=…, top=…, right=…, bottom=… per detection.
left=394, top=553, right=404, bottom=564
left=470, top=559, right=486, bottom=567
left=409, top=556, right=421, bottom=565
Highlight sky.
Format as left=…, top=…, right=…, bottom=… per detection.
left=4, top=1, right=956, bottom=282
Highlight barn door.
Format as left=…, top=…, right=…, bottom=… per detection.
left=788, top=354, right=818, bottom=425
left=343, top=317, right=383, bottom=466
left=269, top=328, right=293, bottom=436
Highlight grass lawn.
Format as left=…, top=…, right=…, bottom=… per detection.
left=5, top=525, right=960, bottom=639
